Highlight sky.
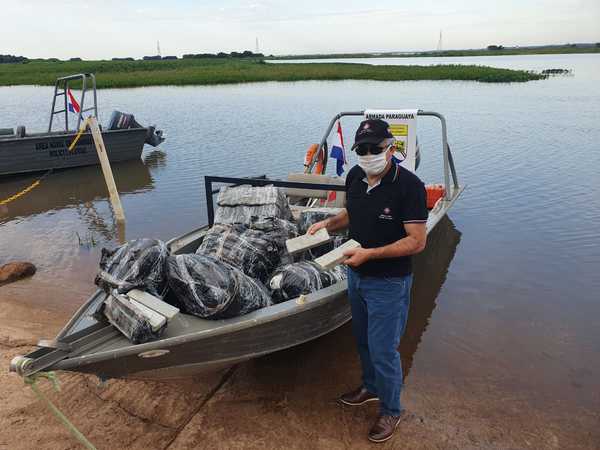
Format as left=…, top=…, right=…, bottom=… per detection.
left=1, top=0, right=599, bottom=59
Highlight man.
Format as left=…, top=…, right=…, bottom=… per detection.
left=308, top=119, right=428, bottom=443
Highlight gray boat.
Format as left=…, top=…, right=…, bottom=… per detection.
left=10, top=109, right=463, bottom=381
left=0, top=73, right=164, bottom=176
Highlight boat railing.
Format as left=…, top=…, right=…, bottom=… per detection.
left=204, top=175, right=346, bottom=227
left=315, top=110, right=460, bottom=201
left=48, top=73, right=98, bottom=133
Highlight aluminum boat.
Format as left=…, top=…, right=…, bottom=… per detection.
left=0, top=73, right=164, bottom=176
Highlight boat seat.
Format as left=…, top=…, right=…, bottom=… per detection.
left=285, top=173, right=346, bottom=207
left=16, top=125, right=26, bottom=138
left=0, top=128, right=14, bottom=136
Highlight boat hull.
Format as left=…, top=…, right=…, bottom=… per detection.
left=53, top=284, right=351, bottom=381
left=0, top=128, right=147, bottom=176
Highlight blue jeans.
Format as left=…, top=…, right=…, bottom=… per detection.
left=347, top=267, right=412, bottom=416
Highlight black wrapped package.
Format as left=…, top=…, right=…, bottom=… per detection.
left=196, top=217, right=297, bottom=283
left=294, top=207, right=349, bottom=258
left=94, top=294, right=166, bottom=344
left=95, top=238, right=169, bottom=297
left=296, top=207, right=345, bottom=234
left=166, top=254, right=272, bottom=319
left=214, top=185, right=293, bottom=225
left=268, top=261, right=347, bottom=303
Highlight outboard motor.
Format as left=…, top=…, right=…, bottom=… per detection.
left=144, top=125, right=164, bottom=147
left=107, top=111, right=165, bottom=147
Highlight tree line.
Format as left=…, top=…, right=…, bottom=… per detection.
left=0, top=50, right=266, bottom=64
left=0, top=54, right=27, bottom=64
left=181, top=50, right=265, bottom=59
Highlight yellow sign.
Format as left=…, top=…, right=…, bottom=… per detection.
left=389, top=124, right=408, bottom=136
left=364, top=109, right=418, bottom=172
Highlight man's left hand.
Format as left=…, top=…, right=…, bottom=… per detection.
left=343, top=248, right=372, bottom=268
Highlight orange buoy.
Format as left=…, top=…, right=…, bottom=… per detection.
left=304, top=143, right=319, bottom=168
left=304, top=143, right=325, bottom=174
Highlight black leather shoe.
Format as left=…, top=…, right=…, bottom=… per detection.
left=338, top=386, right=379, bottom=406
left=368, top=412, right=406, bottom=443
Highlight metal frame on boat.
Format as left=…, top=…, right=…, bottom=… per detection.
left=48, top=73, right=99, bottom=132
left=315, top=110, right=460, bottom=202
left=10, top=109, right=464, bottom=381
left=312, top=109, right=463, bottom=232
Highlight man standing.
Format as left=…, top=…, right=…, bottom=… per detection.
left=308, top=119, right=428, bottom=443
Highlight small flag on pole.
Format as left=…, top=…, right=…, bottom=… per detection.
left=329, top=120, right=347, bottom=176
left=67, top=88, right=80, bottom=114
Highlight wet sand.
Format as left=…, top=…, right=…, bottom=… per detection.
left=2, top=219, right=598, bottom=449
left=2, top=321, right=598, bottom=449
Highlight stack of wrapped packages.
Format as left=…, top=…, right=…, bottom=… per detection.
left=94, top=185, right=348, bottom=343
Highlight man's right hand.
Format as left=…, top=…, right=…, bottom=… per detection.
left=307, top=220, right=328, bottom=235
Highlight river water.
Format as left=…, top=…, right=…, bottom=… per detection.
left=1, top=53, right=599, bottom=433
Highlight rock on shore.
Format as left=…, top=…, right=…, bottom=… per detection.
left=0, top=262, right=36, bottom=286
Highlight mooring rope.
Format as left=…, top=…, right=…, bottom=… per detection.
left=24, top=372, right=97, bottom=450
left=0, top=170, right=52, bottom=206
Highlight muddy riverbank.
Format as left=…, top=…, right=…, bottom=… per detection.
left=2, top=324, right=598, bottom=449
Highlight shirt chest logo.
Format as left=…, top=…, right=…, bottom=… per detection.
left=378, top=207, right=394, bottom=220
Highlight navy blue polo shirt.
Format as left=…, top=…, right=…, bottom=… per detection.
left=345, top=163, right=428, bottom=277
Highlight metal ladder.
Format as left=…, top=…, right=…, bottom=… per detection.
left=48, top=73, right=98, bottom=132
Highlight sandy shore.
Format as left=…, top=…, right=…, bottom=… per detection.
left=1, top=286, right=598, bottom=450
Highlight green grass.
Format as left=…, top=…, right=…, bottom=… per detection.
left=0, top=58, right=545, bottom=88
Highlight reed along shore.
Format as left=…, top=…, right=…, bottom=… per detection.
left=0, top=58, right=545, bottom=88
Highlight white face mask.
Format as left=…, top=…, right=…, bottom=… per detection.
left=358, top=152, right=388, bottom=176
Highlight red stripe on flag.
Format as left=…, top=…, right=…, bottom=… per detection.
left=336, top=121, right=345, bottom=148
left=336, top=121, right=347, bottom=164
left=67, top=88, right=80, bottom=113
